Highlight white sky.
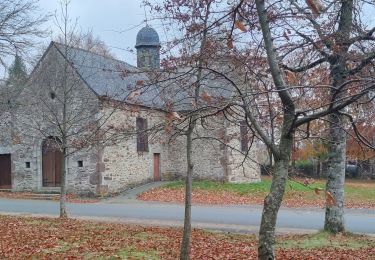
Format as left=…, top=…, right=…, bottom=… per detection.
left=1, top=0, right=164, bottom=78
left=1, top=0, right=374, bottom=79
left=38, top=0, right=158, bottom=64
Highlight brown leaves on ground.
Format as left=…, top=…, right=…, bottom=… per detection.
left=1, top=215, right=374, bottom=259
left=138, top=188, right=375, bottom=209
left=139, top=188, right=265, bottom=205
left=277, top=248, right=375, bottom=260
left=0, top=215, right=258, bottom=259
left=0, top=192, right=99, bottom=204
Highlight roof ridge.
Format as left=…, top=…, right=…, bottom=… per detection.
left=52, top=41, right=139, bottom=71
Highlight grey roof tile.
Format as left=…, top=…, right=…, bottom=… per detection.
left=54, top=42, right=164, bottom=108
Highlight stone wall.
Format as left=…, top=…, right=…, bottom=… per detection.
left=0, top=43, right=262, bottom=194
left=166, top=115, right=262, bottom=183
left=6, top=44, right=101, bottom=194
left=225, top=120, right=263, bottom=183
left=98, top=104, right=171, bottom=193
left=167, top=116, right=227, bottom=181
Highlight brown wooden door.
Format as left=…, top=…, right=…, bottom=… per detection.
left=0, top=154, right=12, bottom=189
left=42, top=138, right=62, bottom=187
left=153, top=153, right=161, bottom=181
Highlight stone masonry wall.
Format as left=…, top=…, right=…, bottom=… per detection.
left=8, top=44, right=100, bottom=194
left=98, top=104, right=172, bottom=194
left=225, top=120, right=263, bottom=183
left=1, top=43, right=262, bottom=194
left=167, top=116, right=228, bottom=181
left=166, top=115, right=262, bottom=183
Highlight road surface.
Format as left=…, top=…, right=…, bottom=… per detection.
left=0, top=198, right=374, bottom=234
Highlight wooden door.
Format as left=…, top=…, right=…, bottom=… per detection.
left=42, top=138, right=62, bottom=187
left=153, top=153, right=161, bottom=181
left=0, top=154, right=12, bottom=189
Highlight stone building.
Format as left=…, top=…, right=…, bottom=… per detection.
left=0, top=26, right=262, bottom=194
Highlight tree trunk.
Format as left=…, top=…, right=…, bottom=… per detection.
left=180, top=130, right=193, bottom=260
left=258, top=158, right=290, bottom=259
left=318, top=160, right=322, bottom=179
left=258, top=131, right=293, bottom=260
left=324, top=112, right=346, bottom=233
left=324, top=0, right=353, bottom=234
left=60, top=147, right=68, bottom=218
left=255, top=0, right=295, bottom=258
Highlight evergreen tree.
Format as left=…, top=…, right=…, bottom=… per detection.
left=6, top=55, right=28, bottom=88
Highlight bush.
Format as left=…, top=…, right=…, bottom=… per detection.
left=295, top=160, right=314, bottom=176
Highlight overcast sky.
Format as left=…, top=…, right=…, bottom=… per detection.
left=0, top=0, right=163, bottom=78
left=38, top=0, right=159, bottom=64
left=1, top=0, right=374, bottom=78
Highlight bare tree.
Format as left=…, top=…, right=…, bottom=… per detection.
left=250, top=0, right=375, bottom=258
left=146, top=0, right=375, bottom=259
left=0, top=0, right=48, bottom=67
left=14, top=0, right=124, bottom=218
left=54, top=30, right=115, bottom=58
left=145, top=2, right=266, bottom=259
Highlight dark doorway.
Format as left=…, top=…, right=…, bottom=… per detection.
left=42, top=137, right=62, bottom=187
left=153, top=153, right=161, bottom=181
left=0, top=154, right=12, bottom=189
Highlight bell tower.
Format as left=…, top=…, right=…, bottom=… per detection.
left=135, top=25, right=160, bottom=69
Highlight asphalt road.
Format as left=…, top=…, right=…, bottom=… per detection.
left=1, top=198, right=374, bottom=234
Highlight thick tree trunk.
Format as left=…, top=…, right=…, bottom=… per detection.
left=60, top=148, right=68, bottom=218
left=258, top=132, right=293, bottom=259
left=255, top=0, right=295, bottom=258
left=324, top=0, right=353, bottom=234
left=258, top=158, right=291, bottom=259
left=180, top=130, right=193, bottom=260
left=324, top=112, right=346, bottom=233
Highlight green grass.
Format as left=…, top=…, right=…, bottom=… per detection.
left=133, top=231, right=168, bottom=241
left=164, top=178, right=375, bottom=202
left=165, top=179, right=324, bottom=196
left=344, top=185, right=375, bottom=201
left=277, top=231, right=375, bottom=249
left=116, top=247, right=160, bottom=260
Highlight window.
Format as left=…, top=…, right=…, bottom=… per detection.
left=136, top=117, right=148, bottom=152
left=25, top=162, right=31, bottom=168
left=240, top=120, right=248, bottom=152
left=50, top=91, right=56, bottom=100
left=78, top=161, right=83, bottom=167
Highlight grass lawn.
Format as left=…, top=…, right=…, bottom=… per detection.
left=139, top=177, right=375, bottom=208
left=0, top=215, right=374, bottom=259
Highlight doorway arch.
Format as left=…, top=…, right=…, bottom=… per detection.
left=42, top=137, right=62, bottom=187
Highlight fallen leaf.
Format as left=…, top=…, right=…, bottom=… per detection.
left=314, top=188, right=323, bottom=195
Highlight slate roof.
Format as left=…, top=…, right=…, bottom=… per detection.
left=135, top=26, right=160, bottom=48
left=53, top=42, right=164, bottom=108
left=156, top=68, right=234, bottom=111
left=51, top=42, right=235, bottom=112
